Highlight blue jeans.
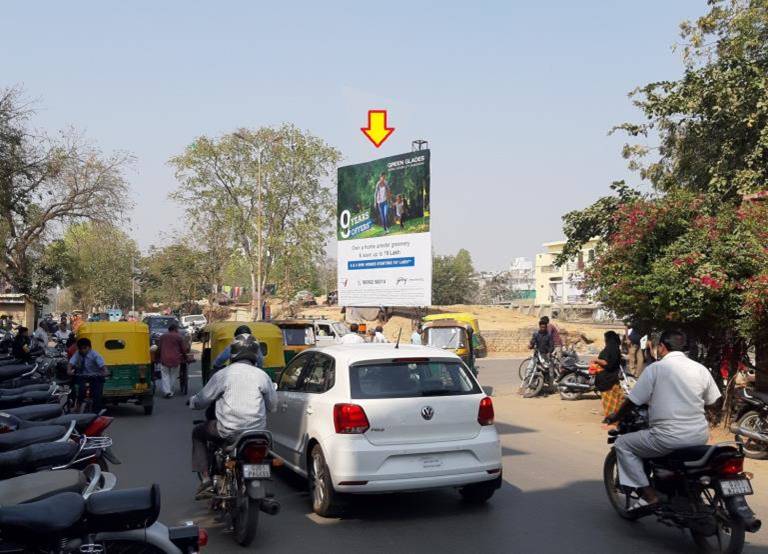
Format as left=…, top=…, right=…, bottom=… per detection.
left=377, top=201, right=389, bottom=230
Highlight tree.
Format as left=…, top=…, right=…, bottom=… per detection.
left=142, top=241, right=210, bottom=309
left=0, top=87, right=132, bottom=301
left=170, top=124, right=341, bottom=319
left=59, top=222, right=140, bottom=312
left=432, top=249, right=479, bottom=305
left=558, top=0, right=768, bottom=384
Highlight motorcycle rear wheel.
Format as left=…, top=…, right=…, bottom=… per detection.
left=522, top=373, right=544, bottom=398
left=233, top=476, right=260, bottom=546
left=558, top=374, right=583, bottom=401
left=690, top=502, right=745, bottom=554
left=602, top=449, right=640, bottom=521
left=736, top=411, right=768, bottom=460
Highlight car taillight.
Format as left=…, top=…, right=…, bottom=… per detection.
left=198, top=527, right=208, bottom=547
left=478, top=396, right=494, bottom=426
left=84, top=416, right=114, bottom=436
left=719, top=457, right=744, bottom=475
left=334, top=403, right=370, bottom=434
left=241, top=442, right=269, bottom=463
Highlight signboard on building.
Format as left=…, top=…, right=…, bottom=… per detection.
left=337, top=150, right=431, bottom=307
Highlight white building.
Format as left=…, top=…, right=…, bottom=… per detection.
left=534, top=239, right=599, bottom=305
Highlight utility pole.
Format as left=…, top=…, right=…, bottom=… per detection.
left=131, top=258, right=136, bottom=317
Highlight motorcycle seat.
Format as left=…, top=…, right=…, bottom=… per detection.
left=0, top=366, right=29, bottom=381
left=0, top=469, right=86, bottom=505
left=224, top=429, right=272, bottom=453
left=0, top=492, right=84, bottom=535
left=650, top=444, right=739, bottom=469
left=85, top=484, right=161, bottom=532
left=0, top=442, right=79, bottom=476
left=0, top=413, right=95, bottom=433
left=0, top=383, right=50, bottom=395
left=3, top=404, right=62, bottom=421
left=0, top=426, right=67, bottom=452
left=0, top=390, right=52, bottom=409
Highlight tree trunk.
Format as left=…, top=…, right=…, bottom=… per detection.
left=250, top=268, right=259, bottom=321
left=755, top=341, right=768, bottom=393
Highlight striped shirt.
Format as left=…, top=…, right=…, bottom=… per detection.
left=190, top=362, right=277, bottom=438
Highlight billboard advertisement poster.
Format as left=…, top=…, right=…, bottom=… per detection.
left=337, top=150, right=431, bottom=307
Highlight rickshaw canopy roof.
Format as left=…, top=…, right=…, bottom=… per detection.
left=76, top=321, right=151, bottom=365
left=423, top=312, right=480, bottom=333
left=204, top=321, right=284, bottom=369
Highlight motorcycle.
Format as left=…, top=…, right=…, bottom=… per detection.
left=198, top=424, right=280, bottom=546
left=0, top=484, right=205, bottom=553
left=730, top=388, right=768, bottom=460
left=519, top=350, right=558, bottom=398
left=604, top=407, right=760, bottom=553
left=557, top=352, right=638, bottom=400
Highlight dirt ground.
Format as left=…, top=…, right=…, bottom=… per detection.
left=290, top=303, right=621, bottom=355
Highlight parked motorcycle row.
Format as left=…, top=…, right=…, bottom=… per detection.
left=0, top=331, right=205, bottom=553
left=518, top=347, right=637, bottom=400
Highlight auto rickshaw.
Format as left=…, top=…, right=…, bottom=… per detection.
left=200, top=321, right=285, bottom=384
left=421, top=318, right=479, bottom=375
left=422, top=312, right=487, bottom=359
left=272, top=319, right=315, bottom=364
left=76, top=321, right=154, bottom=415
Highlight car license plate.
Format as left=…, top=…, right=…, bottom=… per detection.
left=419, top=455, right=443, bottom=469
left=242, top=464, right=271, bottom=479
left=719, top=478, right=753, bottom=497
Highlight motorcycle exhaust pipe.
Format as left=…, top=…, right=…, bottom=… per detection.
left=558, top=382, right=593, bottom=391
left=730, top=424, right=768, bottom=443
left=260, top=498, right=281, bottom=516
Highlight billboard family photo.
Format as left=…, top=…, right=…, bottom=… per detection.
left=337, top=151, right=430, bottom=241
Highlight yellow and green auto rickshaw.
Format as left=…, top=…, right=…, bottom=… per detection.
left=421, top=318, right=479, bottom=375
left=422, top=312, right=487, bottom=359
left=76, top=321, right=154, bottom=415
left=272, top=319, right=316, bottom=365
left=200, top=321, right=285, bottom=384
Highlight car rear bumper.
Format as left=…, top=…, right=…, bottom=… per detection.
left=326, top=428, right=502, bottom=493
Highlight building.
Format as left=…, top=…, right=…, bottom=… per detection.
left=0, top=293, right=37, bottom=328
left=534, top=239, right=599, bottom=305
left=509, top=257, right=535, bottom=299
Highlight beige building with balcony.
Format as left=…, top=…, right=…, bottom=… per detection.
left=535, top=238, right=599, bottom=305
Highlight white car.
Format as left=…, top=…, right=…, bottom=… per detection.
left=180, top=314, right=207, bottom=335
left=267, top=344, right=502, bottom=516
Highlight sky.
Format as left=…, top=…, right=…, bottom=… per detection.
left=2, top=0, right=706, bottom=271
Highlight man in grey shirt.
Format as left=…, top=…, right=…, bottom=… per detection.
left=606, top=329, right=721, bottom=510
left=190, top=334, right=277, bottom=498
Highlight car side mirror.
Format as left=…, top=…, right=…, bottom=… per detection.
left=273, top=382, right=278, bottom=391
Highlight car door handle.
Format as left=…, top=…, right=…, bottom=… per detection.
left=305, top=407, right=314, bottom=415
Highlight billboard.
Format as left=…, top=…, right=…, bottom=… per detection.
left=337, top=150, right=431, bottom=307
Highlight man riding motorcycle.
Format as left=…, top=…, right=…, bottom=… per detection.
left=605, top=329, right=721, bottom=511
left=189, top=333, right=277, bottom=498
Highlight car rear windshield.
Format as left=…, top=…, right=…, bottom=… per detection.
left=147, top=317, right=177, bottom=330
left=349, top=360, right=480, bottom=399
left=185, top=315, right=205, bottom=322
left=281, top=326, right=314, bottom=346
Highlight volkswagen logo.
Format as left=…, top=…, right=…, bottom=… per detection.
left=421, top=406, right=435, bottom=421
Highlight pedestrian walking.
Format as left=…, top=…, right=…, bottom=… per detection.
left=157, top=323, right=188, bottom=398
left=411, top=323, right=422, bottom=345
left=32, top=321, right=49, bottom=349
left=341, top=323, right=365, bottom=344
left=593, top=331, right=624, bottom=418
left=627, top=325, right=645, bottom=377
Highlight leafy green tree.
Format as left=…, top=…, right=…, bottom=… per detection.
left=60, top=223, right=139, bottom=312
left=170, top=124, right=341, bottom=319
left=142, top=242, right=210, bottom=309
left=558, top=0, right=768, bottom=383
left=432, top=249, right=479, bottom=305
left=0, top=87, right=132, bottom=302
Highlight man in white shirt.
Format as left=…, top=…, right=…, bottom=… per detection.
left=32, top=322, right=49, bottom=349
left=606, top=330, right=721, bottom=509
left=372, top=325, right=388, bottom=343
left=340, top=323, right=365, bottom=344
left=411, top=323, right=422, bottom=345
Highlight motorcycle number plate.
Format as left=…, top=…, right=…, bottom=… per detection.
left=718, top=478, right=753, bottom=497
left=242, top=463, right=271, bottom=479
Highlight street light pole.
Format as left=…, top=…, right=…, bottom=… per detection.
left=131, top=258, right=136, bottom=317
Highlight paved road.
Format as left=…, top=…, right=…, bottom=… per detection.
left=106, top=358, right=768, bottom=553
